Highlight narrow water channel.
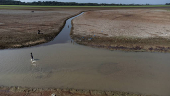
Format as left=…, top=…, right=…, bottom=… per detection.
left=36, top=12, right=84, bottom=47
left=0, top=13, right=170, bottom=96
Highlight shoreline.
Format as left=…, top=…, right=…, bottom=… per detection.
left=0, top=86, right=145, bottom=96
left=71, top=34, right=170, bottom=52
left=1, top=7, right=170, bottom=50
left=71, top=9, right=170, bottom=52
left=0, top=11, right=84, bottom=49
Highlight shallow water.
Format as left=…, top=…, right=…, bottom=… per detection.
left=36, top=12, right=83, bottom=47
left=0, top=13, right=170, bottom=96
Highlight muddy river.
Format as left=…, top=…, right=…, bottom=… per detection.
left=0, top=13, right=170, bottom=96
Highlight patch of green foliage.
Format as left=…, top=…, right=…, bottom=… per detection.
left=0, top=5, right=169, bottom=10
left=0, top=5, right=170, bottom=8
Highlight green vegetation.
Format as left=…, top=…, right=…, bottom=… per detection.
left=0, top=0, right=170, bottom=7
left=0, top=5, right=170, bottom=8
left=0, top=5, right=170, bottom=10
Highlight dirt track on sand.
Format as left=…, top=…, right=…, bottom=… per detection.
left=71, top=9, right=170, bottom=52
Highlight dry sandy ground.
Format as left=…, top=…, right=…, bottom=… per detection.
left=0, top=7, right=139, bottom=49
left=73, top=9, right=170, bottom=38
left=0, top=9, right=81, bottom=48
left=1, top=7, right=169, bottom=50
left=72, top=9, right=170, bottom=52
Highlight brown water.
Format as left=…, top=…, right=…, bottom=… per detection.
left=0, top=13, right=170, bottom=96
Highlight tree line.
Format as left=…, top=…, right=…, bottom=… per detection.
left=0, top=0, right=170, bottom=6
left=0, top=0, right=22, bottom=5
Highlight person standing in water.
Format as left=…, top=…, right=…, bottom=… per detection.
left=30, top=52, right=36, bottom=63
left=31, top=52, right=34, bottom=60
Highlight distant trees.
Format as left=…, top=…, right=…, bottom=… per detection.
left=0, top=0, right=25, bottom=5
left=29, top=1, right=100, bottom=6
left=0, top=0, right=166, bottom=6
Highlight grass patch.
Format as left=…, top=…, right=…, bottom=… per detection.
left=0, top=5, right=169, bottom=10
left=0, top=5, right=170, bottom=8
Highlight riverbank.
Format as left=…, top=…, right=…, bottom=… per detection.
left=71, top=35, right=170, bottom=52
left=0, top=7, right=169, bottom=49
left=0, top=8, right=84, bottom=49
left=0, top=86, right=146, bottom=96
left=71, top=9, right=170, bottom=52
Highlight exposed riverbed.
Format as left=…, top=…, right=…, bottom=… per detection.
left=71, top=9, right=170, bottom=52
left=0, top=12, right=170, bottom=96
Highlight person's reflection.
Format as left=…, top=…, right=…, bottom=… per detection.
left=71, top=40, right=74, bottom=45
left=30, top=63, right=38, bottom=71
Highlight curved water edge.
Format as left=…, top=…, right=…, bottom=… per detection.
left=31, top=12, right=84, bottom=48
left=0, top=12, right=170, bottom=96
left=0, top=11, right=84, bottom=50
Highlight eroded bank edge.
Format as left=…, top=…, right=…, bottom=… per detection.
left=70, top=11, right=170, bottom=53
left=0, top=11, right=84, bottom=49
left=0, top=86, right=148, bottom=96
